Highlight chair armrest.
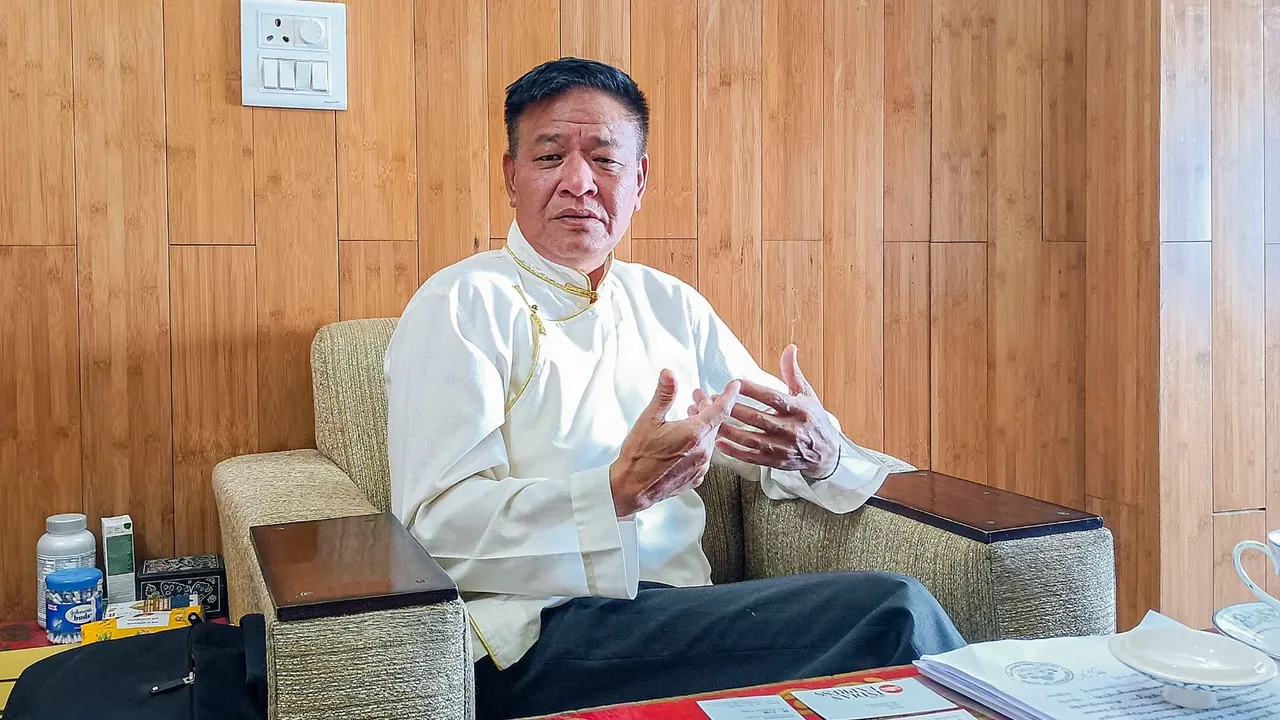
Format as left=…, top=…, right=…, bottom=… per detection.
left=213, top=450, right=474, bottom=720
left=740, top=471, right=1117, bottom=643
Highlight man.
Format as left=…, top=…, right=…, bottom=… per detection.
left=386, top=57, right=965, bottom=720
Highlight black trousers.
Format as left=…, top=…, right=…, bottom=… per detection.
left=474, top=571, right=967, bottom=720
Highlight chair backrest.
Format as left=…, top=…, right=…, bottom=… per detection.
left=307, top=317, right=746, bottom=581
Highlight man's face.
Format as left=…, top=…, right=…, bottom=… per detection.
left=503, top=88, right=648, bottom=272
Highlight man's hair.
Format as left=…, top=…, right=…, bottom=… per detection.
left=504, top=57, right=650, bottom=158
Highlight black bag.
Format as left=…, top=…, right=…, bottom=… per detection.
left=5, top=614, right=267, bottom=720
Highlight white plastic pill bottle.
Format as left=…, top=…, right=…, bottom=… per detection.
left=36, top=513, right=97, bottom=628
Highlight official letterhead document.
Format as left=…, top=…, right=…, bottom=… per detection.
left=915, top=612, right=1280, bottom=720
left=791, top=677, right=958, bottom=720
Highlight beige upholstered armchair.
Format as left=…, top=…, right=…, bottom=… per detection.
left=213, top=318, right=1117, bottom=720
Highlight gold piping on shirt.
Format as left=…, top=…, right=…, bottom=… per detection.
left=506, top=285, right=546, bottom=413
left=504, top=245, right=600, bottom=303
left=467, top=613, right=505, bottom=670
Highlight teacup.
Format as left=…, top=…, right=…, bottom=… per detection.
left=1234, top=529, right=1280, bottom=612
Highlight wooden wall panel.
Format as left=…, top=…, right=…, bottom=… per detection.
left=931, top=242, right=988, bottom=483
left=1043, top=0, right=1087, bottom=243
left=73, top=0, right=174, bottom=561
left=164, top=0, right=255, bottom=245
left=417, top=0, right=489, bottom=280
left=1267, top=0, right=1279, bottom=246
left=1085, top=0, right=1159, bottom=510
left=931, top=0, right=990, bottom=243
left=1158, top=241, right=1214, bottom=627
left=339, top=241, right=419, bottom=320
left=1269, top=246, right=1280, bottom=597
left=631, top=238, right=697, bottom=288
left=884, top=243, right=930, bottom=468
left=1211, top=0, right=1267, bottom=512
left=170, top=247, right=258, bottom=556
left=562, top=0, right=630, bottom=69
left=763, top=242, right=824, bottom=400
left=630, top=0, right=697, bottom=239
left=338, top=0, right=418, bottom=243
left=885, top=0, right=931, bottom=243
left=763, top=0, right=823, bottom=242
left=1039, top=242, right=1086, bottom=507
left=1088, top=496, right=1154, bottom=632
left=1158, top=0, right=1211, bottom=243
left=698, top=0, right=763, bottom=362
left=823, top=0, right=885, bottom=447
left=1214, top=511, right=1269, bottom=615
left=0, top=247, right=82, bottom=621
left=253, top=109, right=339, bottom=452
left=487, top=0, right=560, bottom=236
left=0, top=0, right=74, bottom=245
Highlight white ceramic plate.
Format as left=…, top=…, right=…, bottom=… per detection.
left=1109, top=627, right=1277, bottom=689
left=1213, top=602, right=1280, bottom=660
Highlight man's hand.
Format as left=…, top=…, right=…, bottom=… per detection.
left=689, top=345, right=840, bottom=478
left=610, top=370, right=740, bottom=518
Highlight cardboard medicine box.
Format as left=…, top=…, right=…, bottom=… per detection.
left=101, top=515, right=137, bottom=604
left=136, top=554, right=228, bottom=619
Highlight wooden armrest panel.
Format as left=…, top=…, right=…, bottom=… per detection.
left=867, top=470, right=1102, bottom=544
left=251, top=512, right=458, bottom=622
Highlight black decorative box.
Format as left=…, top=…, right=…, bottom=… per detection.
left=135, top=554, right=228, bottom=619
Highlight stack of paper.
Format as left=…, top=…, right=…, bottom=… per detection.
left=915, top=612, right=1280, bottom=720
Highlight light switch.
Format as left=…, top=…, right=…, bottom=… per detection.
left=311, top=61, right=329, bottom=91
left=296, top=61, right=312, bottom=90
left=279, top=60, right=296, bottom=90
left=263, top=58, right=279, bottom=89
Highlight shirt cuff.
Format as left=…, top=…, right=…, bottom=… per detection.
left=569, top=465, right=640, bottom=599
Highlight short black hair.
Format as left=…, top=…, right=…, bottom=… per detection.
left=504, top=56, right=650, bottom=158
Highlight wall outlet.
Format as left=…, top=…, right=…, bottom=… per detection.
left=258, top=13, right=298, bottom=49
left=241, top=0, right=346, bottom=110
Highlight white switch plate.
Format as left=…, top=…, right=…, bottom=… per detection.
left=241, top=0, right=347, bottom=110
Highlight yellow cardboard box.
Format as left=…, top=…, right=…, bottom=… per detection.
left=81, top=595, right=204, bottom=644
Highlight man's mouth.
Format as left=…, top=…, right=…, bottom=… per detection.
left=554, top=210, right=603, bottom=222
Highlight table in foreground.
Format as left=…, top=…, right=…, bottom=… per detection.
left=529, top=665, right=1010, bottom=720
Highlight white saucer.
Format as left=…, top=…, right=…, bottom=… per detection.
left=1213, top=602, right=1280, bottom=660
left=1108, top=627, right=1278, bottom=709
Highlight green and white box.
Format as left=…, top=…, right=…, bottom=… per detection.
left=101, top=514, right=137, bottom=604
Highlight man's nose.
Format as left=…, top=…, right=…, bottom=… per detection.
left=558, top=155, right=597, bottom=198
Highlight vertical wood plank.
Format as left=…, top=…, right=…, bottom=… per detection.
left=1268, top=246, right=1280, bottom=596
left=1085, top=0, right=1160, bottom=509
left=170, top=246, right=258, bottom=557
left=253, top=109, right=339, bottom=452
left=562, top=0, right=630, bottom=69
left=1043, top=0, right=1087, bottom=242
left=1158, top=0, right=1211, bottom=243
left=763, top=242, right=824, bottom=400
left=630, top=0, right=698, bottom=239
left=884, top=0, right=931, bottom=243
left=338, top=0, right=417, bottom=242
left=417, top=0, right=489, bottom=280
left=931, top=242, right=988, bottom=483
left=0, top=248, right=82, bottom=621
left=164, top=0, right=255, bottom=245
left=1038, top=242, right=1086, bottom=507
left=990, top=0, right=1041, bottom=243
left=1212, top=0, right=1266, bottom=511
left=931, top=0, right=990, bottom=242
left=339, top=241, right=419, bottom=320
left=631, top=238, right=698, bottom=287
left=698, top=0, right=763, bottom=362
left=762, top=0, right=822, bottom=242
left=1214, top=511, right=1269, bottom=617
left=0, top=0, right=74, bottom=245
left=1087, top=496, right=1154, bottom=632
left=1267, top=0, right=1279, bottom=245
left=884, top=243, right=930, bottom=468
left=823, top=0, right=884, bottom=448
left=1159, top=242, right=1215, bottom=627
left=74, top=0, right=175, bottom=560
left=488, top=0, right=560, bottom=236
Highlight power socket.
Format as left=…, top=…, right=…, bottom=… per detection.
left=258, top=13, right=298, bottom=49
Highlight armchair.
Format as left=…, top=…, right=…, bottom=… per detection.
left=213, top=318, right=1116, bottom=720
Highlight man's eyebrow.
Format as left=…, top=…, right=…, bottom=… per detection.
left=533, top=133, right=561, bottom=145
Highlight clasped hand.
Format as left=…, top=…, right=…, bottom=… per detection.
left=609, top=345, right=839, bottom=518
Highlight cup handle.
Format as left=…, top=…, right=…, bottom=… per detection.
left=1233, top=541, right=1280, bottom=606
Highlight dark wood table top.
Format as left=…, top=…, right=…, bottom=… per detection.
left=869, top=470, right=1103, bottom=543
left=251, top=512, right=457, bottom=622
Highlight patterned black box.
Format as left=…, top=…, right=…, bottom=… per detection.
left=135, top=554, right=228, bottom=619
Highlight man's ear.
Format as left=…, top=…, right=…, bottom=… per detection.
left=634, top=153, right=650, bottom=211
left=503, top=151, right=517, bottom=208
